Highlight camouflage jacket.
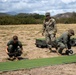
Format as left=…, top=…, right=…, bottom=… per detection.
left=42, top=18, right=57, bottom=34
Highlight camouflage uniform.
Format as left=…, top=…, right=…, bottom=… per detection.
left=42, top=12, right=57, bottom=50
left=7, top=37, right=23, bottom=58
left=57, top=29, right=75, bottom=54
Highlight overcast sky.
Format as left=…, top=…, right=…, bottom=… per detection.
left=0, top=0, right=76, bottom=15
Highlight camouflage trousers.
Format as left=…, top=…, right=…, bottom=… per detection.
left=57, top=42, right=66, bottom=54
left=45, top=32, right=56, bottom=49
left=57, top=42, right=71, bottom=54
left=7, top=45, right=22, bottom=57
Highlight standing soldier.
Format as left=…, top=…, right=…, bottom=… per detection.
left=42, top=12, right=57, bottom=52
left=6, top=35, right=23, bottom=60
left=57, top=29, right=75, bottom=55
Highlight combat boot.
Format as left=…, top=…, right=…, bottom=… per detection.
left=9, top=56, right=15, bottom=61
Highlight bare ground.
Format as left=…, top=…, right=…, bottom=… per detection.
left=0, top=24, right=76, bottom=75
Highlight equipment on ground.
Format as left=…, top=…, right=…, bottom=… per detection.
left=65, top=49, right=73, bottom=55
left=35, top=38, right=76, bottom=48
left=70, top=38, right=76, bottom=46
left=35, top=39, right=47, bottom=48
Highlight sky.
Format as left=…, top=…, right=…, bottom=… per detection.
left=0, top=0, right=76, bottom=15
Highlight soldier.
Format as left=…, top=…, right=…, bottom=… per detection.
left=57, top=29, right=75, bottom=55
left=6, top=35, right=23, bottom=60
left=42, top=12, right=57, bottom=52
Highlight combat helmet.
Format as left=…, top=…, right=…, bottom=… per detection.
left=45, top=12, right=50, bottom=16
left=68, top=29, right=75, bottom=35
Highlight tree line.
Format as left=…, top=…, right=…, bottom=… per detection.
left=0, top=12, right=76, bottom=25
left=0, top=13, right=44, bottom=25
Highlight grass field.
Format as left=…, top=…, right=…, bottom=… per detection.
left=0, top=24, right=76, bottom=75
left=0, top=55, right=76, bottom=71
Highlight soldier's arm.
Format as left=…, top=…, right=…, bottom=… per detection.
left=63, top=36, right=68, bottom=48
left=63, top=33, right=72, bottom=49
left=49, top=19, right=57, bottom=34
left=67, top=38, right=71, bottom=49
left=6, top=46, right=9, bottom=54
left=43, top=20, right=46, bottom=33
left=20, top=46, right=23, bottom=53
left=6, top=41, right=11, bottom=54
left=53, top=19, right=57, bottom=34
left=54, top=22, right=57, bottom=33
left=19, top=41, right=23, bottom=51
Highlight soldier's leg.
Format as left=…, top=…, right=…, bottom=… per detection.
left=7, top=45, right=14, bottom=58
left=57, top=43, right=65, bottom=54
left=45, top=34, right=52, bottom=52
left=67, top=42, right=71, bottom=49
left=48, top=34, right=56, bottom=50
left=50, top=34, right=57, bottom=48
left=15, top=46, right=22, bottom=57
left=50, top=34, right=56, bottom=42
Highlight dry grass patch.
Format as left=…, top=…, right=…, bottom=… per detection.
left=0, top=24, right=76, bottom=62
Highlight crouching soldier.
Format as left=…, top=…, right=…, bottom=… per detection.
left=6, top=35, right=23, bottom=60
left=57, top=29, right=75, bottom=55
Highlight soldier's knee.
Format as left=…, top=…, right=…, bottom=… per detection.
left=8, top=45, right=13, bottom=48
left=17, top=46, right=22, bottom=54
left=16, top=51, right=22, bottom=57
left=17, top=46, right=21, bottom=51
left=60, top=45, right=65, bottom=49
left=59, top=43, right=65, bottom=49
left=8, top=45, right=13, bottom=52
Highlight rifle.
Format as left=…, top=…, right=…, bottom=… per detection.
left=35, top=30, right=42, bottom=35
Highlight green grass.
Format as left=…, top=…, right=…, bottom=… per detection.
left=0, top=55, right=76, bottom=71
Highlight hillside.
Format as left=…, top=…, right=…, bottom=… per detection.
left=53, top=12, right=75, bottom=19
left=0, top=13, right=9, bottom=16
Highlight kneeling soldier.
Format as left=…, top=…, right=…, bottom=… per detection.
left=6, top=35, right=23, bottom=60
left=57, top=29, right=75, bottom=55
